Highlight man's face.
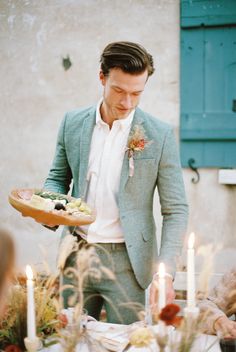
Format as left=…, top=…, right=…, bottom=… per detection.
left=100, top=68, right=148, bottom=120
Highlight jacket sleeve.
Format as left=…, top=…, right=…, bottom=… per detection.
left=156, top=127, right=188, bottom=276
left=44, top=113, right=72, bottom=195
left=198, top=270, right=236, bottom=334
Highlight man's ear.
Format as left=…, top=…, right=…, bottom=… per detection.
left=99, top=70, right=106, bottom=86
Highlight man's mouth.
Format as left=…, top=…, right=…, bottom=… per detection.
left=117, top=107, right=130, bottom=112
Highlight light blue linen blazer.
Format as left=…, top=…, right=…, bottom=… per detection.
left=44, top=106, right=188, bottom=289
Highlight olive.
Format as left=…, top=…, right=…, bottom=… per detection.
left=54, top=203, right=66, bottom=211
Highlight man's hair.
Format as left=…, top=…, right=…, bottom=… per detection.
left=100, top=41, right=155, bottom=77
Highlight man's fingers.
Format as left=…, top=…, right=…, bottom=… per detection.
left=166, top=288, right=176, bottom=304
left=149, top=277, right=175, bottom=312
left=149, top=280, right=158, bottom=307
left=165, top=277, right=175, bottom=304
left=42, top=224, right=59, bottom=231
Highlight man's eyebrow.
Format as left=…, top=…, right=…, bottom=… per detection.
left=112, top=85, right=143, bottom=93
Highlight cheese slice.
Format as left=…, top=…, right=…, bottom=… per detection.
left=30, top=194, right=55, bottom=211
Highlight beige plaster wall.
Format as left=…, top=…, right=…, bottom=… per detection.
left=0, top=0, right=235, bottom=274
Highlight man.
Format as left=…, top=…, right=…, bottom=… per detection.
left=44, top=41, right=188, bottom=324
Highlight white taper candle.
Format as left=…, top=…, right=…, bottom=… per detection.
left=26, top=265, right=36, bottom=340
left=187, top=233, right=196, bottom=308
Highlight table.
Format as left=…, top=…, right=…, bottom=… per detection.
left=42, top=321, right=221, bottom=352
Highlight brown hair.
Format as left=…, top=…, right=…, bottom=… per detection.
left=0, top=229, right=15, bottom=300
left=100, top=41, right=155, bottom=77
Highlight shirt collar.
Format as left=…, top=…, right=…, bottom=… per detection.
left=96, top=98, right=135, bottom=131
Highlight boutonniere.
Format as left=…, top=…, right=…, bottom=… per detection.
left=126, top=125, right=152, bottom=177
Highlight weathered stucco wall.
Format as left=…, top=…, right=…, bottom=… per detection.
left=0, top=0, right=235, bottom=274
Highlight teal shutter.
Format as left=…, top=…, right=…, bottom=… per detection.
left=180, top=0, right=236, bottom=168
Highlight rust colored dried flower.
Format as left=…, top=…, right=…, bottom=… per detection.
left=12, top=273, right=27, bottom=287
left=126, top=125, right=152, bottom=177
left=159, top=303, right=182, bottom=326
left=58, top=313, right=68, bottom=328
left=4, top=345, right=21, bottom=352
left=127, top=125, right=151, bottom=155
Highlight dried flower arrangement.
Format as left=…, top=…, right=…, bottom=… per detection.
left=0, top=238, right=224, bottom=352
left=127, top=303, right=218, bottom=352
left=0, top=273, right=59, bottom=351
left=0, top=234, right=117, bottom=352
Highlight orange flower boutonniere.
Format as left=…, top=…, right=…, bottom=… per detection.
left=126, top=125, right=152, bottom=177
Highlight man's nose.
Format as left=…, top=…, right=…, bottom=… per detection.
left=120, top=94, right=133, bottom=109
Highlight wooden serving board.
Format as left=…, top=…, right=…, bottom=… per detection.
left=8, top=189, right=96, bottom=227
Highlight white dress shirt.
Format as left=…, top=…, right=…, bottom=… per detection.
left=78, top=100, right=134, bottom=243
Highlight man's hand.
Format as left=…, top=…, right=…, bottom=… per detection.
left=214, top=316, right=236, bottom=339
left=42, top=224, right=59, bottom=231
left=149, top=275, right=175, bottom=311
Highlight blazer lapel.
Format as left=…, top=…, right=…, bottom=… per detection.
left=118, top=108, right=145, bottom=193
left=78, top=108, right=96, bottom=198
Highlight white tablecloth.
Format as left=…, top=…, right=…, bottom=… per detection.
left=42, top=321, right=221, bottom=352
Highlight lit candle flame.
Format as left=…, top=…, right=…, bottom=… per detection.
left=158, top=262, right=166, bottom=278
left=188, top=232, right=195, bottom=249
left=26, top=265, right=34, bottom=280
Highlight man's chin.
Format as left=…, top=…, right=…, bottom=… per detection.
left=116, top=109, right=131, bottom=119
